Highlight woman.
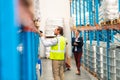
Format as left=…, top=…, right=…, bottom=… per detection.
left=72, top=30, right=83, bottom=75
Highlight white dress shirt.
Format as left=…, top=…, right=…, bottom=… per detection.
left=41, top=35, right=61, bottom=47
left=75, top=36, right=80, bottom=51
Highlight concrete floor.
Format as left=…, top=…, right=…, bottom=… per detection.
left=40, top=59, right=98, bottom=80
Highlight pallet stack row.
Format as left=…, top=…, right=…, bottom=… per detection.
left=82, top=41, right=120, bottom=80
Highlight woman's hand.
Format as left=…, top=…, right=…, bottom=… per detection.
left=74, top=42, right=78, bottom=45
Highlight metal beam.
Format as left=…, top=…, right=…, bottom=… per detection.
left=70, top=1, right=72, bottom=17
left=88, top=0, right=93, bottom=45
left=83, top=0, right=86, bottom=26
left=76, top=0, right=78, bottom=26
left=24, top=32, right=32, bottom=80
left=0, top=0, right=20, bottom=79
left=79, top=0, right=81, bottom=26
left=73, top=0, right=75, bottom=15
left=83, top=0, right=87, bottom=69
left=95, top=0, right=100, bottom=46
left=118, top=0, right=120, bottom=11
left=79, top=0, right=82, bottom=36
left=106, top=30, right=110, bottom=80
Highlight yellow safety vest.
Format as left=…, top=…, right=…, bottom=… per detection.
left=50, top=36, right=66, bottom=60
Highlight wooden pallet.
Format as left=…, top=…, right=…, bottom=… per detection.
left=85, top=67, right=90, bottom=72
left=81, top=64, right=84, bottom=67
left=97, top=76, right=104, bottom=80
left=100, top=21, right=106, bottom=26
left=105, top=20, right=113, bottom=25
left=82, top=66, right=98, bottom=80
left=82, top=66, right=89, bottom=71
left=90, top=71, right=97, bottom=77
left=86, top=24, right=90, bottom=26
left=113, top=18, right=120, bottom=24
left=100, top=20, right=114, bottom=26
left=84, top=68, right=98, bottom=80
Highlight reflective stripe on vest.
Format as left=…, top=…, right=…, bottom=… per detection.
left=50, top=36, right=66, bottom=60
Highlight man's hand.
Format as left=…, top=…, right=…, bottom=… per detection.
left=74, top=42, right=78, bottom=45
left=39, top=32, right=43, bottom=37
left=35, top=30, right=43, bottom=37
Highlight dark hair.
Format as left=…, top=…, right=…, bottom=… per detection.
left=20, top=0, right=31, bottom=7
left=57, top=26, right=64, bottom=36
left=77, top=30, right=80, bottom=33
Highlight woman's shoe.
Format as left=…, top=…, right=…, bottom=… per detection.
left=67, top=68, right=71, bottom=71
left=75, top=71, right=80, bottom=75
left=76, top=72, right=80, bottom=75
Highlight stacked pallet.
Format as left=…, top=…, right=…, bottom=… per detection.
left=83, top=41, right=97, bottom=74
left=96, top=46, right=104, bottom=79
left=99, top=0, right=119, bottom=25
left=116, top=49, right=120, bottom=80
left=96, top=42, right=120, bottom=80
left=83, top=41, right=120, bottom=80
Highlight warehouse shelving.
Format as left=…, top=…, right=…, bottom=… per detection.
left=70, top=0, right=120, bottom=80
left=0, top=0, right=20, bottom=79
left=0, top=0, right=40, bottom=80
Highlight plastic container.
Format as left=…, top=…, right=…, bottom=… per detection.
left=103, top=56, right=107, bottom=64
left=109, top=50, right=116, bottom=58
left=116, top=60, right=120, bottom=68
left=97, top=53, right=103, bottom=61
left=109, top=66, right=116, bottom=73
left=116, top=76, right=120, bottom=80
left=97, top=61, right=103, bottom=68
left=110, top=72, right=116, bottom=80
left=116, top=68, right=120, bottom=77
left=109, top=58, right=116, bottom=66
left=97, top=73, right=104, bottom=79
left=97, top=66, right=104, bottom=73
left=103, top=63, right=107, bottom=71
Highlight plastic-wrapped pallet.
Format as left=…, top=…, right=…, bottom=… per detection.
left=86, top=12, right=89, bottom=25
left=99, top=0, right=119, bottom=22
left=81, top=47, right=84, bottom=65
left=116, top=48, right=120, bottom=80
left=96, top=46, right=104, bottom=79
left=98, top=42, right=115, bottom=80
left=89, top=46, right=97, bottom=73
left=33, top=0, right=41, bottom=21
left=109, top=49, right=116, bottom=80
left=83, top=46, right=89, bottom=68
left=99, top=42, right=119, bottom=80
left=86, top=41, right=97, bottom=73
left=114, top=33, right=120, bottom=43
left=45, top=18, right=64, bottom=37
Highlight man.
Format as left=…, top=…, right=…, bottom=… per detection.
left=65, top=42, right=71, bottom=71
left=72, top=30, right=83, bottom=75
left=39, top=26, right=66, bottom=80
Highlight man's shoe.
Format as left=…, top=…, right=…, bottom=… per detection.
left=67, top=68, right=71, bottom=71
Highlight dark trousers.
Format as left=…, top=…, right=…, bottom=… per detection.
left=74, top=52, right=82, bottom=72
